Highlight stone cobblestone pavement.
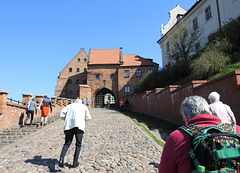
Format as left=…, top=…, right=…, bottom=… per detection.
left=0, top=108, right=162, bottom=173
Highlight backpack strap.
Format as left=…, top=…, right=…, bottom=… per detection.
left=206, top=123, right=236, bottom=134
left=180, top=123, right=236, bottom=135
left=179, top=124, right=204, bottom=170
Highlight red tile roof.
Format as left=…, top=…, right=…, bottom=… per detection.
left=121, top=54, right=155, bottom=66
left=88, top=49, right=158, bottom=67
left=88, top=49, right=121, bottom=65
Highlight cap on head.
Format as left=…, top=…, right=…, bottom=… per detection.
left=208, top=91, right=220, bottom=102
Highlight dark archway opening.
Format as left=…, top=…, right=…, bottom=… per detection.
left=95, top=88, right=116, bottom=108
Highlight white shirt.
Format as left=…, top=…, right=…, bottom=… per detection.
left=59, top=102, right=91, bottom=131
left=209, top=101, right=236, bottom=124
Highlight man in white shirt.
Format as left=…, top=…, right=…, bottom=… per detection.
left=208, top=91, right=236, bottom=124
left=58, top=99, right=91, bottom=168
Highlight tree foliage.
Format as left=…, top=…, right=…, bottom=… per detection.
left=190, top=38, right=231, bottom=79
left=167, top=26, right=199, bottom=63
left=135, top=18, right=240, bottom=93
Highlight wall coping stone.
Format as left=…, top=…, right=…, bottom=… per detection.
left=22, top=93, right=32, bottom=97
left=194, top=70, right=240, bottom=90
left=0, top=90, right=9, bottom=94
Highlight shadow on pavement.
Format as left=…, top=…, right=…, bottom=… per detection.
left=25, top=155, right=65, bottom=172
left=149, top=162, right=159, bottom=168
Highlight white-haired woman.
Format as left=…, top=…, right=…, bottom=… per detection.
left=158, top=95, right=240, bottom=173
left=208, top=91, right=236, bottom=124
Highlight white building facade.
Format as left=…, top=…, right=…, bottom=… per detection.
left=158, top=0, right=240, bottom=67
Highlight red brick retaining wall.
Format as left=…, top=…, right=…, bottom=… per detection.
left=0, top=91, right=70, bottom=131
left=125, top=70, right=240, bottom=125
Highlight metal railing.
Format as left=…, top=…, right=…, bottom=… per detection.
left=7, top=98, right=22, bottom=105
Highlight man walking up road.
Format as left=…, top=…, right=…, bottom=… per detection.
left=58, top=99, right=91, bottom=168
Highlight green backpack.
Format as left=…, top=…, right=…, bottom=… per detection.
left=179, top=123, right=240, bottom=173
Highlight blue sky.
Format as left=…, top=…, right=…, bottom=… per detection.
left=0, top=0, right=196, bottom=102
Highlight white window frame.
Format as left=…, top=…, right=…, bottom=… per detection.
left=124, top=70, right=130, bottom=77
left=124, top=86, right=130, bottom=93
left=136, top=70, right=142, bottom=77
left=148, top=69, right=153, bottom=74
left=205, top=6, right=212, bottom=21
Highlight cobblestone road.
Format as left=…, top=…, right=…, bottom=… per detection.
left=0, top=108, right=161, bottom=173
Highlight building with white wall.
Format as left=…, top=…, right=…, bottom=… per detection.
left=157, top=0, right=240, bottom=67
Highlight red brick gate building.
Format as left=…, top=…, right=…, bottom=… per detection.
left=55, top=48, right=158, bottom=108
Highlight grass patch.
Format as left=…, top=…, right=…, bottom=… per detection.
left=123, top=111, right=180, bottom=148
left=207, top=62, right=240, bottom=81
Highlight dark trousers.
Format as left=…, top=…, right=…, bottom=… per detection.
left=25, top=110, right=34, bottom=124
left=59, top=127, right=84, bottom=164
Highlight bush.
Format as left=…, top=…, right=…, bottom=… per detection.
left=190, top=38, right=231, bottom=79
left=134, top=18, right=240, bottom=93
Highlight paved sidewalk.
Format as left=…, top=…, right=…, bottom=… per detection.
left=0, top=109, right=161, bottom=173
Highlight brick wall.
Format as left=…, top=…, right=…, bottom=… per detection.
left=0, top=91, right=67, bottom=131
left=55, top=48, right=88, bottom=98
left=125, top=70, right=240, bottom=125
left=87, top=64, right=119, bottom=106
left=118, top=66, right=157, bottom=101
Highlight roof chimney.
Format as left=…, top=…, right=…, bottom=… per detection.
left=88, top=48, right=91, bottom=63
left=119, top=47, right=123, bottom=64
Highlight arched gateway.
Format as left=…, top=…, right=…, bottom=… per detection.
left=95, top=88, right=115, bottom=108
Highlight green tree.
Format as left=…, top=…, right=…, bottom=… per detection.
left=167, top=26, right=199, bottom=63
left=190, top=38, right=231, bottom=79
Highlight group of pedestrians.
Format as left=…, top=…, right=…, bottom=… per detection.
left=23, top=91, right=238, bottom=172
left=119, top=98, right=129, bottom=111
left=158, top=91, right=239, bottom=173
left=24, top=95, right=91, bottom=168
left=24, top=96, right=52, bottom=126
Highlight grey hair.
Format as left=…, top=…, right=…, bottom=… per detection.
left=180, top=95, right=210, bottom=120
left=208, top=91, right=220, bottom=102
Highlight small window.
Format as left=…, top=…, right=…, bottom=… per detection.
left=67, top=79, right=72, bottom=84
left=124, top=86, right=130, bottom=93
left=136, top=70, right=142, bottom=77
left=84, top=68, right=87, bottom=72
left=110, top=75, right=114, bottom=80
left=124, top=70, right=130, bottom=77
left=96, top=75, right=99, bottom=80
left=77, top=58, right=80, bottom=62
left=193, top=17, right=198, bottom=30
left=77, top=90, right=79, bottom=95
left=77, top=68, right=80, bottom=72
left=83, top=80, right=87, bottom=84
left=166, top=42, right=170, bottom=52
left=148, top=69, right=153, bottom=74
left=69, top=68, right=72, bottom=72
left=205, top=6, right=212, bottom=21
left=76, top=79, right=79, bottom=84
left=84, top=58, right=87, bottom=62
left=69, top=90, right=73, bottom=94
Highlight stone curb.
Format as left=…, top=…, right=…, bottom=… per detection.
left=122, top=112, right=163, bottom=152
